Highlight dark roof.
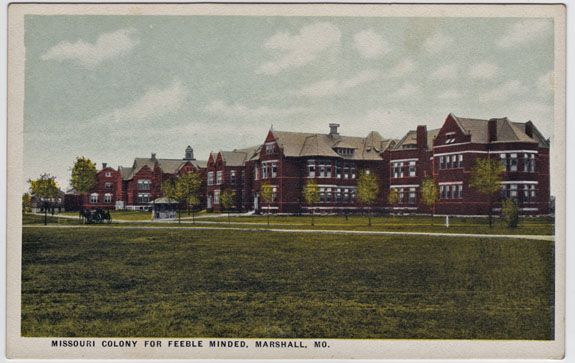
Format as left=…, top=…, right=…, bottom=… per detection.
left=218, top=145, right=261, bottom=167
left=393, top=128, right=439, bottom=150
left=119, top=156, right=207, bottom=181
left=270, top=130, right=394, bottom=160
left=450, top=113, right=549, bottom=147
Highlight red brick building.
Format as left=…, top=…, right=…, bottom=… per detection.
left=251, top=124, right=396, bottom=214
left=206, top=146, right=260, bottom=212
left=83, top=146, right=206, bottom=211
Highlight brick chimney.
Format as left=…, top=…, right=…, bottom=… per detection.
left=329, top=123, right=340, bottom=137
left=151, top=152, right=157, bottom=161
left=525, top=121, right=534, bottom=138
left=102, top=162, right=107, bottom=169
left=488, top=119, right=498, bottom=142
left=416, top=125, right=427, bottom=149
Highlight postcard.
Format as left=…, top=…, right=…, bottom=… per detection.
left=5, top=2, right=566, bottom=359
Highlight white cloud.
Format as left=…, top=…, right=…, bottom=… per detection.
left=388, top=58, right=416, bottom=77
left=298, top=69, right=381, bottom=97
left=102, top=80, right=188, bottom=123
left=256, top=22, right=341, bottom=75
left=205, top=100, right=306, bottom=118
left=41, top=28, right=139, bottom=68
left=468, top=62, right=500, bottom=80
left=536, top=70, right=554, bottom=95
left=393, top=82, right=421, bottom=98
left=497, top=20, right=552, bottom=48
left=430, top=63, right=459, bottom=80
left=437, top=89, right=461, bottom=99
left=478, top=80, right=527, bottom=103
left=353, top=29, right=389, bottom=59
left=423, top=32, right=453, bottom=53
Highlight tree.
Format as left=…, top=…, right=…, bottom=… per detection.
left=22, top=193, right=32, bottom=213
left=357, top=170, right=379, bottom=226
left=302, top=180, right=320, bottom=226
left=420, top=177, right=439, bottom=225
left=469, top=157, right=505, bottom=227
left=220, top=189, right=236, bottom=224
left=387, top=189, right=399, bottom=216
left=28, top=173, right=59, bottom=225
left=70, top=156, right=97, bottom=222
left=502, top=198, right=519, bottom=228
left=163, top=172, right=202, bottom=223
left=259, top=181, right=274, bottom=226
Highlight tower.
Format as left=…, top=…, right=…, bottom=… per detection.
left=184, top=145, right=195, bottom=160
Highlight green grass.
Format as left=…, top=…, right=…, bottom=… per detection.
left=21, top=227, right=554, bottom=339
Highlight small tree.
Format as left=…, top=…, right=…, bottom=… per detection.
left=28, top=173, right=59, bottom=225
left=22, top=193, right=32, bottom=213
left=170, top=172, right=202, bottom=223
left=187, top=194, right=200, bottom=224
left=220, top=189, right=236, bottom=224
left=420, top=177, right=439, bottom=225
left=469, top=157, right=505, bottom=227
left=70, top=156, right=97, bottom=222
left=502, top=198, right=519, bottom=228
left=161, top=178, right=179, bottom=222
left=260, top=181, right=274, bottom=226
left=387, top=189, right=399, bottom=216
left=357, top=170, right=379, bottom=226
left=302, top=180, right=320, bottom=226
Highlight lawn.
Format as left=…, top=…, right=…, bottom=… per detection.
left=21, top=227, right=554, bottom=339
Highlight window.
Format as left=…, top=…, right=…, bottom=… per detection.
left=392, top=162, right=403, bottom=178
left=319, top=187, right=325, bottom=203
left=343, top=163, right=349, bottom=179
left=524, top=184, right=536, bottom=203
left=408, top=161, right=416, bottom=177
left=230, top=170, right=236, bottom=185
left=408, top=187, right=416, bottom=204
left=105, top=172, right=112, bottom=177
left=214, top=190, right=220, bottom=205
left=254, top=163, right=259, bottom=180
left=307, top=160, right=316, bottom=178
left=271, top=162, right=277, bottom=178
left=216, top=171, right=223, bottom=185
left=137, top=193, right=150, bottom=204
left=439, top=154, right=463, bottom=169
left=398, top=188, right=405, bottom=204
left=266, top=143, right=274, bottom=154
left=105, top=182, right=113, bottom=190
left=524, top=153, right=536, bottom=172
left=458, top=154, right=464, bottom=168
left=261, top=163, right=268, bottom=179
left=335, top=161, right=342, bottom=178
left=207, top=171, right=214, bottom=186
left=271, top=187, right=278, bottom=202
left=351, top=164, right=356, bottom=179
left=318, top=160, right=331, bottom=178
left=335, top=188, right=342, bottom=203
left=439, top=156, right=446, bottom=170
left=137, top=179, right=151, bottom=190
left=457, top=184, right=463, bottom=199
left=509, top=153, right=518, bottom=172
left=104, top=193, right=112, bottom=203
left=90, top=193, right=98, bottom=204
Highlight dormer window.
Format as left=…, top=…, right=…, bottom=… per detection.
left=401, top=144, right=417, bottom=150
left=335, top=147, right=354, bottom=156
left=444, top=132, right=456, bottom=144
left=265, top=143, right=275, bottom=154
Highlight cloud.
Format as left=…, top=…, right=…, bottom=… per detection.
left=430, top=63, right=459, bottom=80
left=41, top=28, right=139, bottom=68
left=256, top=22, right=341, bottom=75
left=468, top=62, right=500, bottom=79
left=353, top=29, right=389, bottom=59
left=536, top=70, right=554, bottom=95
left=437, top=89, right=461, bottom=99
left=478, top=80, right=527, bottom=103
left=388, top=58, right=416, bottom=77
left=393, top=82, right=421, bottom=98
left=298, top=69, right=381, bottom=97
left=423, top=32, right=453, bottom=53
left=205, top=100, right=306, bottom=118
left=101, top=80, right=188, bottom=123
left=497, top=20, right=552, bottom=48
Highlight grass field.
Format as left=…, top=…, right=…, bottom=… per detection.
left=21, top=226, right=554, bottom=339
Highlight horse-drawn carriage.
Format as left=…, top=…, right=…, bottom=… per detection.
left=80, top=208, right=112, bottom=224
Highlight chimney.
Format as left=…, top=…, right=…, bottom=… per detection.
left=151, top=152, right=157, bottom=161
left=488, top=119, right=498, bottom=142
left=102, top=162, right=107, bottom=169
left=416, top=125, right=427, bottom=149
left=329, top=123, right=340, bottom=137
left=525, top=121, right=533, bottom=138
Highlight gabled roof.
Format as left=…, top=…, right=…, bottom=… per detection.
left=393, top=128, right=439, bottom=151
left=217, top=145, right=261, bottom=167
left=269, top=130, right=394, bottom=160
left=119, top=156, right=207, bottom=181
left=449, top=114, right=549, bottom=147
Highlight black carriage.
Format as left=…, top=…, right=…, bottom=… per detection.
left=80, top=208, right=112, bottom=224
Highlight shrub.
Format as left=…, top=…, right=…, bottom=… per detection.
left=502, top=199, right=519, bottom=228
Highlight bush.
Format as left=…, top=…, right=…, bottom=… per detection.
left=502, top=199, right=519, bottom=228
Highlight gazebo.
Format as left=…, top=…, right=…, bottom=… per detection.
left=150, top=197, right=179, bottom=220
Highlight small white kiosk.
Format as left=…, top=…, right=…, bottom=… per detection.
left=151, top=197, right=179, bottom=220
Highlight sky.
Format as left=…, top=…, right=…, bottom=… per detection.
left=23, top=15, right=555, bottom=192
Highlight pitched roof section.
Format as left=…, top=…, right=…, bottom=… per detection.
left=269, top=129, right=394, bottom=160
left=449, top=114, right=549, bottom=147
left=218, top=145, right=261, bottom=167
left=119, top=156, right=207, bottom=180
left=393, top=129, right=439, bottom=151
